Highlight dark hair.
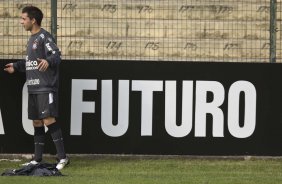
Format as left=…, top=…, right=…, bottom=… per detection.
left=22, top=6, right=43, bottom=26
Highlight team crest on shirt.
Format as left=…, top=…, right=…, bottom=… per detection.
left=32, top=40, right=39, bottom=50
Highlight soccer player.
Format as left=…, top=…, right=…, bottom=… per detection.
left=4, top=6, right=69, bottom=170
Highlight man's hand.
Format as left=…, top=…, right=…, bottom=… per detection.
left=37, top=58, right=49, bottom=72
left=4, top=63, right=15, bottom=74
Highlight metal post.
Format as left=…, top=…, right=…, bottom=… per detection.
left=51, top=0, right=57, bottom=43
left=269, top=0, right=277, bottom=63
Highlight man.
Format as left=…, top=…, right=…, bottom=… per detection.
left=4, top=6, right=69, bottom=170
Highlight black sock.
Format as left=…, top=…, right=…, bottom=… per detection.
left=47, top=122, right=66, bottom=160
left=34, top=126, right=45, bottom=162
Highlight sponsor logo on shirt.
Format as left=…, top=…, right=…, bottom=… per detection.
left=40, top=34, right=45, bottom=39
left=25, top=56, right=39, bottom=70
left=45, top=43, right=53, bottom=51
left=26, top=79, right=40, bottom=85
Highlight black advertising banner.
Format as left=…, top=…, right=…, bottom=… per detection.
left=1, top=59, right=282, bottom=155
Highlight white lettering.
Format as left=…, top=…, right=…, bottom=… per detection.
left=3, top=76, right=259, bottom=139
left=45, top=43, right=53, bottom=51
left=132, top=80, right=163, bottom=136
left=25, top=59, right=39, bottom=70
left=165, top=81, right=193, bottom=138
left=228, top=81, right=256, bottom=138
left=22, top=82, right=34, bottom=135
left=101, top=80, right=129, bottom=137
left=26, top=79, right=40, bottom=85
left=26, top=60, right=38, bottom=67
left=0, top=108, right=4, bottom=134
left=71, top=79, right=97, bottom=135
left=40, top=34, right=45, bottom=39
left=195, top=81, right=225, bottom=137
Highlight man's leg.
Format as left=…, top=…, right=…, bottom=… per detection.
left=44, top=117, right=66, bottom=160
left=33, top=120, right=45, bottom=162
left=44, top=117, right=69, bottom=170
left=25, top=94, right=45, bottom=165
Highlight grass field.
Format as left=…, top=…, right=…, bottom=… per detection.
left=1, top=155, right=282, bottom=184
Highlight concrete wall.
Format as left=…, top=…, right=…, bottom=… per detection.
left=0, top=0, right=281, bottom=62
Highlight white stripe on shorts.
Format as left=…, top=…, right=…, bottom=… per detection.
left=49, top=93, right=53, bottom=104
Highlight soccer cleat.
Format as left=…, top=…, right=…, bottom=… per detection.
left=56, top=157, right=70, bottom=170
left=21, top=160, right=40, bottom=166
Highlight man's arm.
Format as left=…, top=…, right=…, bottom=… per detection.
left=43, top=35, right=61, bottom=68
left=37, top=35, right=61, bottom=72
left=4, top=63, right=15, bottom=73
left=4, top=60, right=26, bottom=73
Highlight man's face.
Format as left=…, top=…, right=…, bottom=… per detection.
left=20, top=13, right=34, bottom=31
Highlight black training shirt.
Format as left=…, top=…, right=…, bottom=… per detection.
left=14, top=28, right=61, bottom=94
